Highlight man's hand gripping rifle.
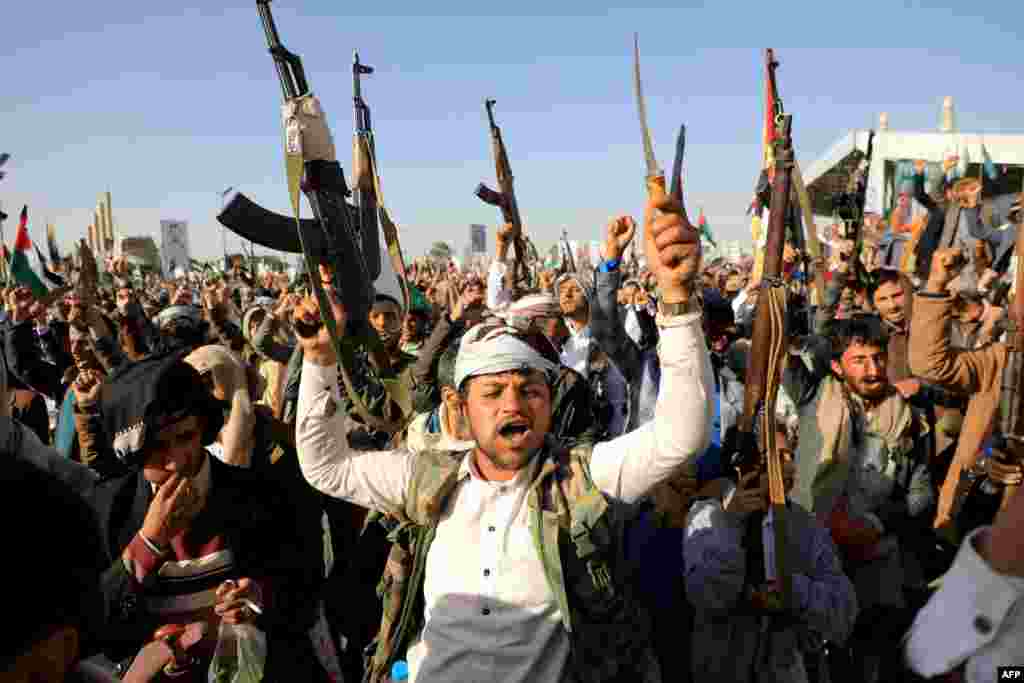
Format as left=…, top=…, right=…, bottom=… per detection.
left=725, top=48, right=795, bottom=612
left=250, top=0, right=397, bottom=431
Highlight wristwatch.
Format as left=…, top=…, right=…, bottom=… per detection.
left=657, top=298, right=700, bottom=317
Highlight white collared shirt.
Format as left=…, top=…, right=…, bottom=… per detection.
left=560, top=320, right=592, bottom=378
left=296, top=315, right=713, bottom=683
left=411, top=453, right=566, bottom=683
left=905, top=527, right=1024, bottom=682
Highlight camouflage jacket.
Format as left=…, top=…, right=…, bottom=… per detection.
left=364, top=439, right=660, bottom=683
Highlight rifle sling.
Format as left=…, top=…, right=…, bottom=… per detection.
left=285, top=142, right=399, bottom=435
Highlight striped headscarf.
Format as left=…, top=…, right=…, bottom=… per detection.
left=454, top=320, right=560, bottom=390
left=497, top=293, right=561, bottom=331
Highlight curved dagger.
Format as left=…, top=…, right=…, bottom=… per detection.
left=633, top=33, right=661, bottom=180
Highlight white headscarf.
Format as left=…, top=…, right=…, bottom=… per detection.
left=454, top=321, right=559, bottom=390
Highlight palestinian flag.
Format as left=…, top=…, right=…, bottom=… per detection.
left=10, top=206, right=50, bottom=297
left=697, top=208, right=717, bottom=248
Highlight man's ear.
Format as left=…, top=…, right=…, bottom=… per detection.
left=830, top=359, right=844, bottom=378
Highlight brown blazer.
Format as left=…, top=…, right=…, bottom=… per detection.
left=908, top=293, right=1006, bottom=529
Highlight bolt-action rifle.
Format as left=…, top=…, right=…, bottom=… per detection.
left=729, top=48, right=795, bottom=610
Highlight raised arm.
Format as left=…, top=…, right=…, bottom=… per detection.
left=486, top=224, right=516, bottom=311
left=912, top=163, right=937, bottom=214
left=293, top=295, right=411, bottom=515
left=590, top=216, right=644, bottom=383
left=5, top=320, right=66, bottom=400
left=908, top=248, right=1005, bottom=395
left=252, top=303, right=295, bottom=365
left=589, top=196, right=713, bottom=502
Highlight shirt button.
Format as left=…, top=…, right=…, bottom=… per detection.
left=483, top=569, right=491, bottom=577
left=973, top=615, right=993, bottom=635
left=488, top=526, right=496, bottom=533
left=482, top=608, right=491, bottom=616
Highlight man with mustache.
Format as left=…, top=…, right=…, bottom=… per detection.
left=786, top=260, right=934, bottom=683
left=872, top=267, right=969, bottom=462
left=296, top=193, right=713, bottom=683
left=553, top=218, right=634, bottom=440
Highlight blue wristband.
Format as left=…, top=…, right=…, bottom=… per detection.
left=599, top=258, right=621, bottom=273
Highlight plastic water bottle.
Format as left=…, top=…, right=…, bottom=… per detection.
left=389, top=660, right=409, bottom=682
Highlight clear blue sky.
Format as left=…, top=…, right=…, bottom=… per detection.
left=3, top=0, right=1023, bottom=262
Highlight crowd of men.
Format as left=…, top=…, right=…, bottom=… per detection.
left=1, top=166, right=1023, bottom=683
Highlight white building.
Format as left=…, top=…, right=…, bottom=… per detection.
left=803, top=97, right=1024, bottom=227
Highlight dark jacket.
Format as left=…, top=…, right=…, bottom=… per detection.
left=86, top=454, right=326, bottom=679
left=592, top=267, right=659, bottom=431
left=5, top=320, right=70, bottom=401
left=912, top=172, right=957, bottom=282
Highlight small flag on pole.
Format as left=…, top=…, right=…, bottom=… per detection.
left=10, top=207, right=51, bottom=297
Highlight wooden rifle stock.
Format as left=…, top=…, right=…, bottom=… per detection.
left=733, top=48, right=793, bottom=608
left=476, top=99, right=528, bottom=291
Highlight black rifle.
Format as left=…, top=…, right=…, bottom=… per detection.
left=218, top=0, right=375, bottom=331
left=235, top=0, right=396, bottom=432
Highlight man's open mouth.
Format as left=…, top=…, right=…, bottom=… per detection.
left=498, top=422, right=530, bottom=438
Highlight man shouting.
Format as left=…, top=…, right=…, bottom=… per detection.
left=295, top=194, right=713, bottom=683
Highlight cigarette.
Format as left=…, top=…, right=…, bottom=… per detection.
left=242, top=599, right=263, bottom=615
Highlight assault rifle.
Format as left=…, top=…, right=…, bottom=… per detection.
left=475, top=99, right=529, bottom=292
left=230, top=0, right=397, bottom=432
left=351, top=51, right=382, bottom=282
left=730, top=48, right=794, bottom=609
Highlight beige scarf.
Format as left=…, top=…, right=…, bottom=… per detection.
left=796, top=376, right=918, bottom=521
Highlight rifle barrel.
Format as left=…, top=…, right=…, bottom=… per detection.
left=257, top=1, right=308, bottom=100
left=485, top=98, right=498, bottom=128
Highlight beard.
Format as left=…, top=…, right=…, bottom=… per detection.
left=848, top=375, right=888, bottom=400
left=475, top=443, right=537, bottom=474
left=468, top=421, right=543, bottom=475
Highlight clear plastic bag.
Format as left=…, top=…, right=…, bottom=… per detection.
left=208, top=622, right=266, bottom=683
